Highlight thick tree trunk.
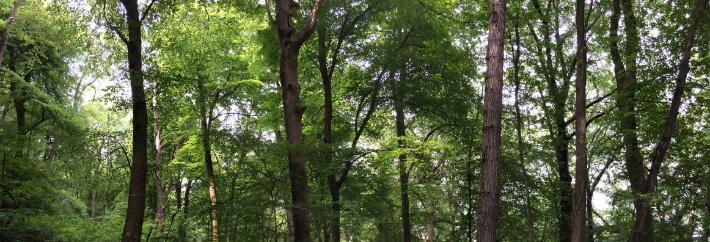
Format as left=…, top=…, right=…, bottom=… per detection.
left=0, top=0, right=23, bottom=67
left=118, top=0, right=150, bottom=241
left=608, top=0, right=654, bottom=240
left=512, top=19, right=534, bottom=242
left=570, top=0, right=588, bottom=239
left=395, top=90, right=411, bottom=242
left=477, top=0, right=505, bottom=241
left=630, top=0, right=707, bottom=240
left=269, top=0, right=328, bottom=241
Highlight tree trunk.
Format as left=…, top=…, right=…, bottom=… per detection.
left=570, top=0, right=588, bottom=240
left=395, top=87, right=411, bottom=242
left=198, top=79, right=220, bottom=242
left=705, top=161, right=710, bottom=242
left=269, top=0, right=328, bottom=241
left=607, top=0, right=654, bottom=240
left=466, top=146, right=473, bottom=242
left=91, top=190, right=97, bottom=218
left=317, top=25, right=340, bottom=242
left=44, top=138, right=57, bottom=174
left=0, top=106, right=7, bottom=124
left=285, top=196, right=295, bottom=242
left=0, top=0, right=23, bottom=67
left=118, top=0, right=150, bottom=241
left=179, top=180, right=192, bottom=242
left=227, top=176, right=236, bottom=242
left=630, top=0, right=707, bottom=240
left=426, top=192, right=435, bottom=241
left=512, top=18, right=534, bottom=242
left=477, top=0, right=505, bottom=241
left=152, top=84, right=169, bottom=233
left=528, top=2, right=574, bottom=239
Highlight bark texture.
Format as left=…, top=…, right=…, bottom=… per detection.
left=0, top=0, right=23, bottom=67
left=267, top=0, right=329, bottom=241
left=477, top=0, right=505, bottom=240
left=571, top=0, right=588, bottom=239
left=119, top=0, right=150, bottom=241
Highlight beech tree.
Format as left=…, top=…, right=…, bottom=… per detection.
left=0, top=0, right=708, bottom=241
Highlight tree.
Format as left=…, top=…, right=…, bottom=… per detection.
left=570, top=0, right=588, bottom=239
left=477, top=0, right=505, bottom=240
left=105, top=0, right=157, bottom=240
left=264, top=0, right=330, bottom=241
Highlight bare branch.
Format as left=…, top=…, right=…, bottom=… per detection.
left=140, top=0, right=158, bottom=23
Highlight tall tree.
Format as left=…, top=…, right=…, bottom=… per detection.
left=512, top=17, right=534, bottom=242
left=570, top=0, right=588, bottom=238
left=629, top=0, right=708, bottom=240
left=152, top=84, right=169, bottom=233
left=477, top=0, right=506, bottom=240
left=264, top=0, right=330, bottom=241
left=109, top=0, right=155, bottom=240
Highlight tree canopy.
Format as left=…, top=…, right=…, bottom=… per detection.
left=0, top=0, right=708, bottom=241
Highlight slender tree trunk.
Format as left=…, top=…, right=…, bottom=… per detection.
left=0, top=106, right=7, bottom=124
left=317, top=25, right=340, bottom=242
left=587, top=188, right=594, bottom=242
left=466, top=146, right=473, bottom=242
left=630, top=0, right=707, bottom=240
left=395, top=87, right=411, bottom=242
left=152, top=84, right=169, bottom=233
left=44, top=138, right=57, bottom=174
left=198, top=79, right=220, bottom=242
left=91, top=190, right=97, bottom=218
left=118, top=0, right=150, bottom=240
left=179, top=180, right=192, bottom=242
left=528, top=2, right=574, bottom=239
left=0, top=0, right=23, bottom=67
left=477, top=0, right=506, bottom=240
left=571, top=0, right=588, bottom=240
left=227, top=176, right=236, bottom=242
left=705, top=163, right=710, bottom=242
left=512, top=19, right=534, bottom=242
left=425, top=191, right=435, bottom=241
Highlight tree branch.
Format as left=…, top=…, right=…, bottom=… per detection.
left=140, top=0, right=158, bottom=23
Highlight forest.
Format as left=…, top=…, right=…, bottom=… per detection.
left=0, top=0, right=708, bottom=241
